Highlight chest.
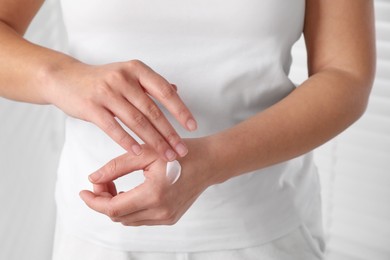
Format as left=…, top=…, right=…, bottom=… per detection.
left=60, top=0, right=305, bottom=39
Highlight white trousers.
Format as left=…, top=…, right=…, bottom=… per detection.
left=52, top=224, right=324, bottom=260
left=52, top=198, right=325, bottom=260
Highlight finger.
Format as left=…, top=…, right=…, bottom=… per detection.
left=122, top=82, right=188, bottom=157
left=107, top=182, right=118, bottom=196
left=93, top=182, right=117, bottom=196
left=108, top=184, right=151, bottom=217
left=106, top=95, right=178, bottom=161
left=117, top=211, right=178, bottom=226
left=114, top=208, right=174, bottom=226
left=88, top=152, right=155, bottom=184
left=129, top=61, right=198, bottom=132
left=144, top=83, right=177, bottom=95
left=116, top=208, right=151, bottom=224
left=107, top=76, right=187, bottom=158
left=79, top=190, right=112, bottom=215
left=91, top=106, right=142, bottom=155
left=80, top=190, right=143, bottom=219
left=81, top=185, right=149, bottom=218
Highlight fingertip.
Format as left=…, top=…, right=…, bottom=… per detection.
left=186, top=118, right=198, bottom=132
left=79, top=190, right=91, bottom=201
left=88, top=171, right=102, bottom=183
left=175, top=142, right=188, bottom=157
left=165, top=149, right=177, bottom=162
left=131, top=144, right=143, bottom=156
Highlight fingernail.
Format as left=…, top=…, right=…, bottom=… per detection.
left=186, top=119, right=197, bottom=131
left=132, top=144, right=142, bottom=155
left=89, top=172, right=102, bottom=182
left=175, top=142, right=188, bottom=157
left=165, top=149, right=177, bottom=161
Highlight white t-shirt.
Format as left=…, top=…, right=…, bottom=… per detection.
left=56, top=0, right=321, bottom=252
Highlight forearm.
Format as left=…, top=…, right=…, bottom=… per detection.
left=205, top=68, right=372, bottom=184
left=0, top=21, right=77, bottom=104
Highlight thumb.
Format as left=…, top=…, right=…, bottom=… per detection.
left=88, top=151, right=155, bottom=184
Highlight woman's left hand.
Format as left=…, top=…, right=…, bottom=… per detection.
left=79, top=139, right=216, bottom=226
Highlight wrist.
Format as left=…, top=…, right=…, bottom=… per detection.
left=203, top=134, right=237, bottom=184
left=178, top=136, right=232, bottom=188
left=35, top=54, right=83, bottom=104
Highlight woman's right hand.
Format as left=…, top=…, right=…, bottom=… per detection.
left=0, top=0, right=196, bottom=161
left=43, top=59, right=197, bottom=161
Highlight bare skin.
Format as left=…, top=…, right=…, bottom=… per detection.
left=0, top=0, right=376, bottom=226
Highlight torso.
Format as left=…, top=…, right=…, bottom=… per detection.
left=56, top=0, right=320, bottom=252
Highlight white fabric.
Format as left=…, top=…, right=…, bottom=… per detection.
left=53, top=196, right=325, bottom=260
left=53, top=226, right=322, bottom=260
left=55, top=0, right=323, bottom=252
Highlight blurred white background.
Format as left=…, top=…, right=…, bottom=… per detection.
left=0, top=0, right=389, bottom=259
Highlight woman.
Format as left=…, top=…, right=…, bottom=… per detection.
left=0, top=0, right=375, bottom=259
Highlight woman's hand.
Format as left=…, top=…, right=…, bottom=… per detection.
left=79, top=139, right=215, bottom=226
left=44, top=59, right=197, bottom=161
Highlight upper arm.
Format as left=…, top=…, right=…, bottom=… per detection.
left=304, top=0, right=376, bottom=86
left=0, top=0, right=45, bottom=35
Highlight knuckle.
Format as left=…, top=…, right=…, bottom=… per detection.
left=127, top=59, right=143, bottom=69
left=160, top=85, right=176, bottom=99
left=110, top=216, right=121, bottom=223
left=176, top=106, right=190, bottom=119
left=123, top=221, right=140, bottom=227
left=107, top=159, right=117, bottom=177
left=106, top=205, right=120, bottom=218
left=117, top=131, right=131, bottom=146
left=95, top=83, right=112, bottom=97
left=131, top=113, right=148, bottom=129
left=164, top=131, right=180, bottom=145
left=166, top=217, right=178, bottom=226
left=106, top=70, right=126, bottom=85
left=154, top=137, right=168, bottom=153
left=149, top=192, right=163, bottom=207
left=79, top=101, right=97, bottom=121
left=170, top=218, right=179, bottom=225
left=158, top=208, right=173, bottom=221
left=102, top=118, right=117, bottom=133
left=120, top=221, right=130, bottom=226
left=146, top=103, right=162, bottom=121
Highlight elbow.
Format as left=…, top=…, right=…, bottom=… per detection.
left=314, top=65, right=376, bottom=126
left=354, top=59, right=376, bottom=119
left=353, top=93, right=369, bottom=122
left=345, top=66, right=375, bottom=124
